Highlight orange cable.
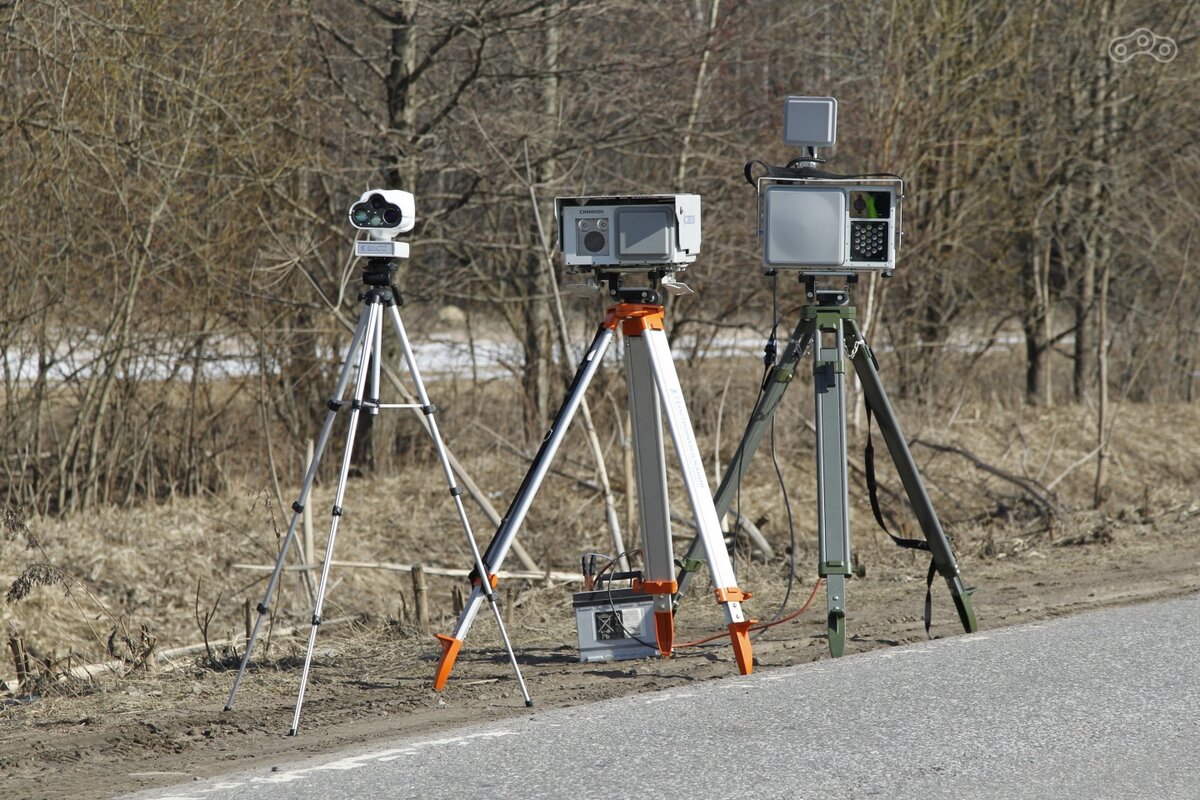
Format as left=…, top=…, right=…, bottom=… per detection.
left=676, top=577, right=824, bottom=648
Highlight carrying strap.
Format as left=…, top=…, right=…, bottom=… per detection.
left=744, top=160, right=848, bottom=186
left=864, top=393, right=938, bottom=637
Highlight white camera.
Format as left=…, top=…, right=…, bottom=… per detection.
left=555, top=194, right=701, bottom=271
left=348, top=189, right=415, bottom=259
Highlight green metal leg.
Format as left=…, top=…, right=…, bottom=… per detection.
left=846, top=318, right=978, bottom=634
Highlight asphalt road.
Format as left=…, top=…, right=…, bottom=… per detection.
left=127, top=594, right=1200, bottom=800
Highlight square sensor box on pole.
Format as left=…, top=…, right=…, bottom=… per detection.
left=783, top=96, right=838, bottom=148
left=555, top=194, right=701, bottom=271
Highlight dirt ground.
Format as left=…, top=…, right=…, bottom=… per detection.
left=2, top=400, right=1199, bottom=800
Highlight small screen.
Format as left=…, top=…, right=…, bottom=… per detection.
left=615, top=207, right=671, bottom=258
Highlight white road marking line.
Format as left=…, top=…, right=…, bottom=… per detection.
left=645, top=693, right=698, bottom=704
left=249, top=730, right=518, bottom=784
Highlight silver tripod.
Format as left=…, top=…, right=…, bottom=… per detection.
left=224, top=256, right=530, bottom=735
left=432, top=279, right=755, bottom=692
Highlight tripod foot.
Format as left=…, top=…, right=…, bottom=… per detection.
left=433, top=634, right=462, bottom=691
left=654, top=610, right=674, bottom=657
left=953, top=587, right=979, bottom=633
left=728, top=621, right=754, bottom=675
left=827, top=611, right=846, bottom=657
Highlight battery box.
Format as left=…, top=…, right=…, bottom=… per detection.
left=573, top=586, right=660, bottom=663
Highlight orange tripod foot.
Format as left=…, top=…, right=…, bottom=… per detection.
left=433, top=634, right=462, bottom=690
left=654, top=610, right=674, bottom=657
left=728, top=621, right=754, bottom=675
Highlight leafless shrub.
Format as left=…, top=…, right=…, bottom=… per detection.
left=3, top=506, right=36, bottom=549
left=6, top=562, right=68, bottom=604
left=106, top=623, right=158, bottom=671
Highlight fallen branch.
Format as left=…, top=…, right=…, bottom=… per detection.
left=910, top=439, right=1064, bottom=516
left=232, top=560, right=582, bottom=584
left=67, top=615, right=362, bottom=680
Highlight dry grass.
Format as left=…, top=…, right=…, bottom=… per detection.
left=4, top=354, right=1198, bottom=695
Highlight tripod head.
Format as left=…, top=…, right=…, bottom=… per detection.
left=802, top=273, right=856, bottom=308
left=599, top=268, right=693, bottom=306
left=360, top=257, right=404, bottom=306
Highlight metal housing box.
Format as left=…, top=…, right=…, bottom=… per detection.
left=758, top=177, right=902, bottom=275
left=555, top=194, right=701, bottom=270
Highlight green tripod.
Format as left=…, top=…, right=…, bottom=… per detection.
left=675, top=276, right=977, bottom=655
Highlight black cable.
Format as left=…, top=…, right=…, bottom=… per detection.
left=594, top=551, right=661, bottom=653
left=754, top=275, right=798, bottom=638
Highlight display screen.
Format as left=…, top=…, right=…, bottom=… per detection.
left=615, top=207, right=671, bottom=258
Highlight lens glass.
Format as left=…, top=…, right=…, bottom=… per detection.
left=369, top=194, right=384, bottom=209
left=353, top=208, right=369, bottom=224
left=383, top=207, right=400, bottom=225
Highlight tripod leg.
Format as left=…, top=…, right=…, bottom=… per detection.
left=638, top=324, right=754, bottom=674
left=224, top=305, right=373, bottom=712
left=433, top=320, right=618, bottom=689
left=846, top=319, right=978, bottom=633
left=385, top=306, right=532, bottom=707
left=675, top=320, right=813, bottom=604
left=625, top=334, right=676, bottom=656
left=289, top=301, right=380, bottom=735
left=814, top=312, right=851, bottom=657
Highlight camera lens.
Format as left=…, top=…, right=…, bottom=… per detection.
left=369, top=194, right=384, bottom=210
left=584, top=231, right=606, bottom=253
left=383, top=207, right=400, bottom=225
left=369, top=214, right=383, bottom=226
left=353, top=209, right=369, bottom=224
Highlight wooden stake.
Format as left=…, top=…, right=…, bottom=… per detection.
left=411, top=565, right=429, bottom=634
left=451, top=585, right=466, bottom=616
left=8, top=633, right=30, bottom=690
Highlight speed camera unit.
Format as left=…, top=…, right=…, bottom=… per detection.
left=555, top=194, right=701, bottom=271
left=759, top=179, right=901, bottom=273
left=349, top=189, right=415, bottom=260
left=755, top=96, right=902, bottom=275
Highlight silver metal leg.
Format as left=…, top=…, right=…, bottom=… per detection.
left=639, top=326, right=753, bottom=674
left=224, top=304, right=372, bottom=713
left=385, top=306, right=532, bottom=706
left=434, top=321, right=617, bottom=689
left=289, top=301, right=381, bottom=734
left=625, top=334, right=676, bottom=655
